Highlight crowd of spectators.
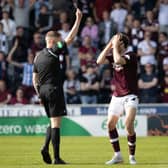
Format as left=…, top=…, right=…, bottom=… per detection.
left=0, top=0, right=168, bottom=105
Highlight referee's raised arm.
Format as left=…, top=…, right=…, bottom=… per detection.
left=64, top=8, right=82, bottom=46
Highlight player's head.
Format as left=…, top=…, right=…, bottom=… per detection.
left=45, top=31, right=61, bottom=48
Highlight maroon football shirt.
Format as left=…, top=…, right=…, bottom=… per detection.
left=106, top=51, right=138, bottom=97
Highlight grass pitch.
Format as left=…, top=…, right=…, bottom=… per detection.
left=0, top=136, right=167, bottom=168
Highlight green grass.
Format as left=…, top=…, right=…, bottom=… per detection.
left=0, top=136, right=167, bottom=168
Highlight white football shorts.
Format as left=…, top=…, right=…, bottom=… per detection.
left=108, top=94, right=139, bottom=117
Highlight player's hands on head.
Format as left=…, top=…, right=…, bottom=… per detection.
left=76, top=8, right=82, bottom=19
left=112, top=34, right=124, bottom=49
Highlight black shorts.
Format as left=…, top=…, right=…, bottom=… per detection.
left=39, top=84, right=67, bottom=118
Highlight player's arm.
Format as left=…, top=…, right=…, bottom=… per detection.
left=32, top=72, right=40, bottom=97
left=96, top=40, right=112, bottom=64
left=65, top=8, right=82, bottom=46
left=112, top=35, right=126, bottom=65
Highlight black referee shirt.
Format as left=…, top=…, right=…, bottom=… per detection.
left=33, top=41, right=68, bottom=86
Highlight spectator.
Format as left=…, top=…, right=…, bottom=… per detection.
left=110, top=1, right=128, bottom=32
left=7, top=49, right=35, bottom=100
left=157, top=32, right=168, bottom=74
left=49, top=0, right=72, bottom=16
left=78, top=35, right=97, bottom=74
left=81, top=17, right=99, bottom=47
left=120, top=0, right=132, bottom=11
left=28, top=0, right=36, bottom=31
left=131, top=0, right=145, bottom=19
left=130, top=19, right=144, bottom=52
left=13, top=0, right=30, bottom=29
left=33, top=0, right=51, bottom=21
left=93, top=0, right=113, bottom=22
left=9, top=33, right=27, bottom=63
left=0, top=79, right=11, bottom=105
left=160, top=74, right=168, bottom=103
left=80, top=64, right=99, bottom=104
left=99, top=10, right=117, bottom=49
left=12, top=26, right=28, bottom=53
left=138, top=63, right=158, bottom=103
left=30, top=32, right=44, bottom=56
left=35, top=4, right=53, bottom=34
left=63, top=69, right=81, bottom=104
left=0, top=22, right=8, bottom=54
left=99, top=68, right=112, bottom=103
left=0, top=10, right=16, bottom=46
left=7, top=38, right=27, bottom=92
left=124, top=14, right=134, bottom=30
left=53, top=11, right=69, bottom=30
left=163, top=57, right=168, bottom=75
left=0, top=51, right=6, bottom=80
left=49, top=0, right=74, bottom=30
left=138, top=31, right=157, bottom=67
left=142, top=10, right=159, bottom=41
left=0, top=0, right=14, bottom=19
left=10, top=87, right=29, bottom=104
left=58, top=22, right=70, bottom=40
left=156, top=0, right=168, bottom=34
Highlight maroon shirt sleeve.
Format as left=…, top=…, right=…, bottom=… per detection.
left=123, top=52, right=137, bottom=65
left=105, top=51, right=137, bottom=66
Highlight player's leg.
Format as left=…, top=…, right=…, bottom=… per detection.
left=124, top=95, right=138, bottom=165
left=105, top=96, right=124, bottom=165
left=125, top=107, right=136, bottom=164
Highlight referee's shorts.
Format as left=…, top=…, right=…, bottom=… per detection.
left=39, top=84, right=67, bottom=118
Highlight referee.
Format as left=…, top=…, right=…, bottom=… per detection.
left=32, top=9, right=82, bottom=164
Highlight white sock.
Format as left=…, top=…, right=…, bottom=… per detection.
left=115, top=151, right=121, bottom=156
left=129, top=155, right=135, bottom=159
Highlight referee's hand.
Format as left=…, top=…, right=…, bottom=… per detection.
left=76, top=8, right=82, bottom=20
